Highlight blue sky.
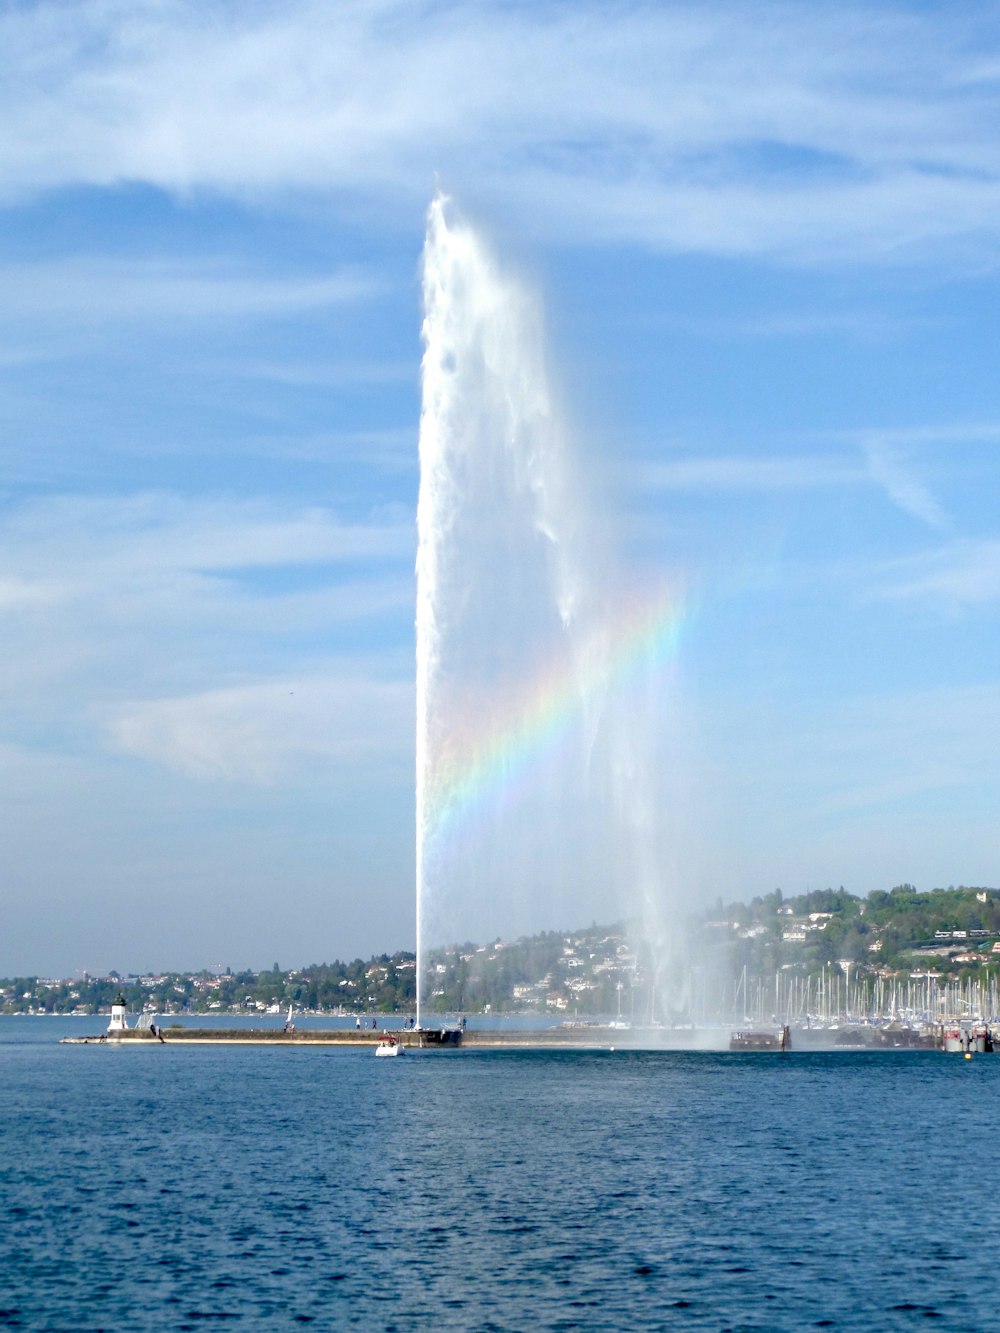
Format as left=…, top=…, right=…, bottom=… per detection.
left=4, top=0, right=1000, bottom=976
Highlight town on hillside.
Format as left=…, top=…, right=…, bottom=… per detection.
left=6, top=884, right=1000, bottom=1024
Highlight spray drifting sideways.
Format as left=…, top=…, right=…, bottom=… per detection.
left=415, top=193, right=684, bottom=1025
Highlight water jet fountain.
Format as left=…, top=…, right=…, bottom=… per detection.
left=415, top=194, right=684, bottom=1028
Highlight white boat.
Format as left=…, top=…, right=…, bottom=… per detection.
left=375, top=1035, right=404, bottom=1057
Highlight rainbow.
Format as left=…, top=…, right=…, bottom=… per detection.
left=422, top=586, right=686, bottom=848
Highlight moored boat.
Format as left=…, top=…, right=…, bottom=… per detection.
left=972, top=1024, right=994, bottom=1053
left=729, top=1025, right=791, bottom=1052
left=943, top=1024, right=995, bottom=1053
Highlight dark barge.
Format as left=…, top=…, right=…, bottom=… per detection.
left=729, top=1025, right=791, bottom=1052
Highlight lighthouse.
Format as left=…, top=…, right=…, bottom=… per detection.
left=108, top=991, right=129, bottom=1032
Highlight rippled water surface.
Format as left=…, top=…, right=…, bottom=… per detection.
left=3, top=1021, right=999, bottom=1331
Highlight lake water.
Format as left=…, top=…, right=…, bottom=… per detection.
left=2, top=1018, right=998, bottom=1331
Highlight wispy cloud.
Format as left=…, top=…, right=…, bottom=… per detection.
left=643, top=307, right=931, bottom=343
left=859, top=434, right=949, bottom=529
left=848, top=422, right=1000, bottom=449
left=871, top=539, right=1000, bottom=607
left=701, top=677, right=1000, bottom=826
left=634, top=417, right=1000, bottom=520
left=0, top=257, right=379, bottom=326
left=4, top=492, right=412, bottom=576
left=0, top=492, right=415, bottom=732
left=224, top=360, right=414, bottom=389
left=201, top=428, right=418, bottom=477
left=0, top=575, right=62, bottom=612
left=634, top=454, right=860, bottom=493
left=4, top=3, right=1000, bottom=264
left=803, top=683, right=1000, bottom=819
left=845, top=419, right=1000, bottom=528
left=108, top=674, right=413, bottom=785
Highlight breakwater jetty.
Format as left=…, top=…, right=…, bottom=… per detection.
left=61, top=1025, right=634, bottom=1049
left=58, top=1021, right=998, bottom=1052
left=58, top=998, right=992, bottom=1052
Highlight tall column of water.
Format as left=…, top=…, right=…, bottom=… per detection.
left=416, top=195, right=580, bottom=1022
left=415, top=192, right=604, bottom=1022
left=415, top=193, right=678, bottom=1026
